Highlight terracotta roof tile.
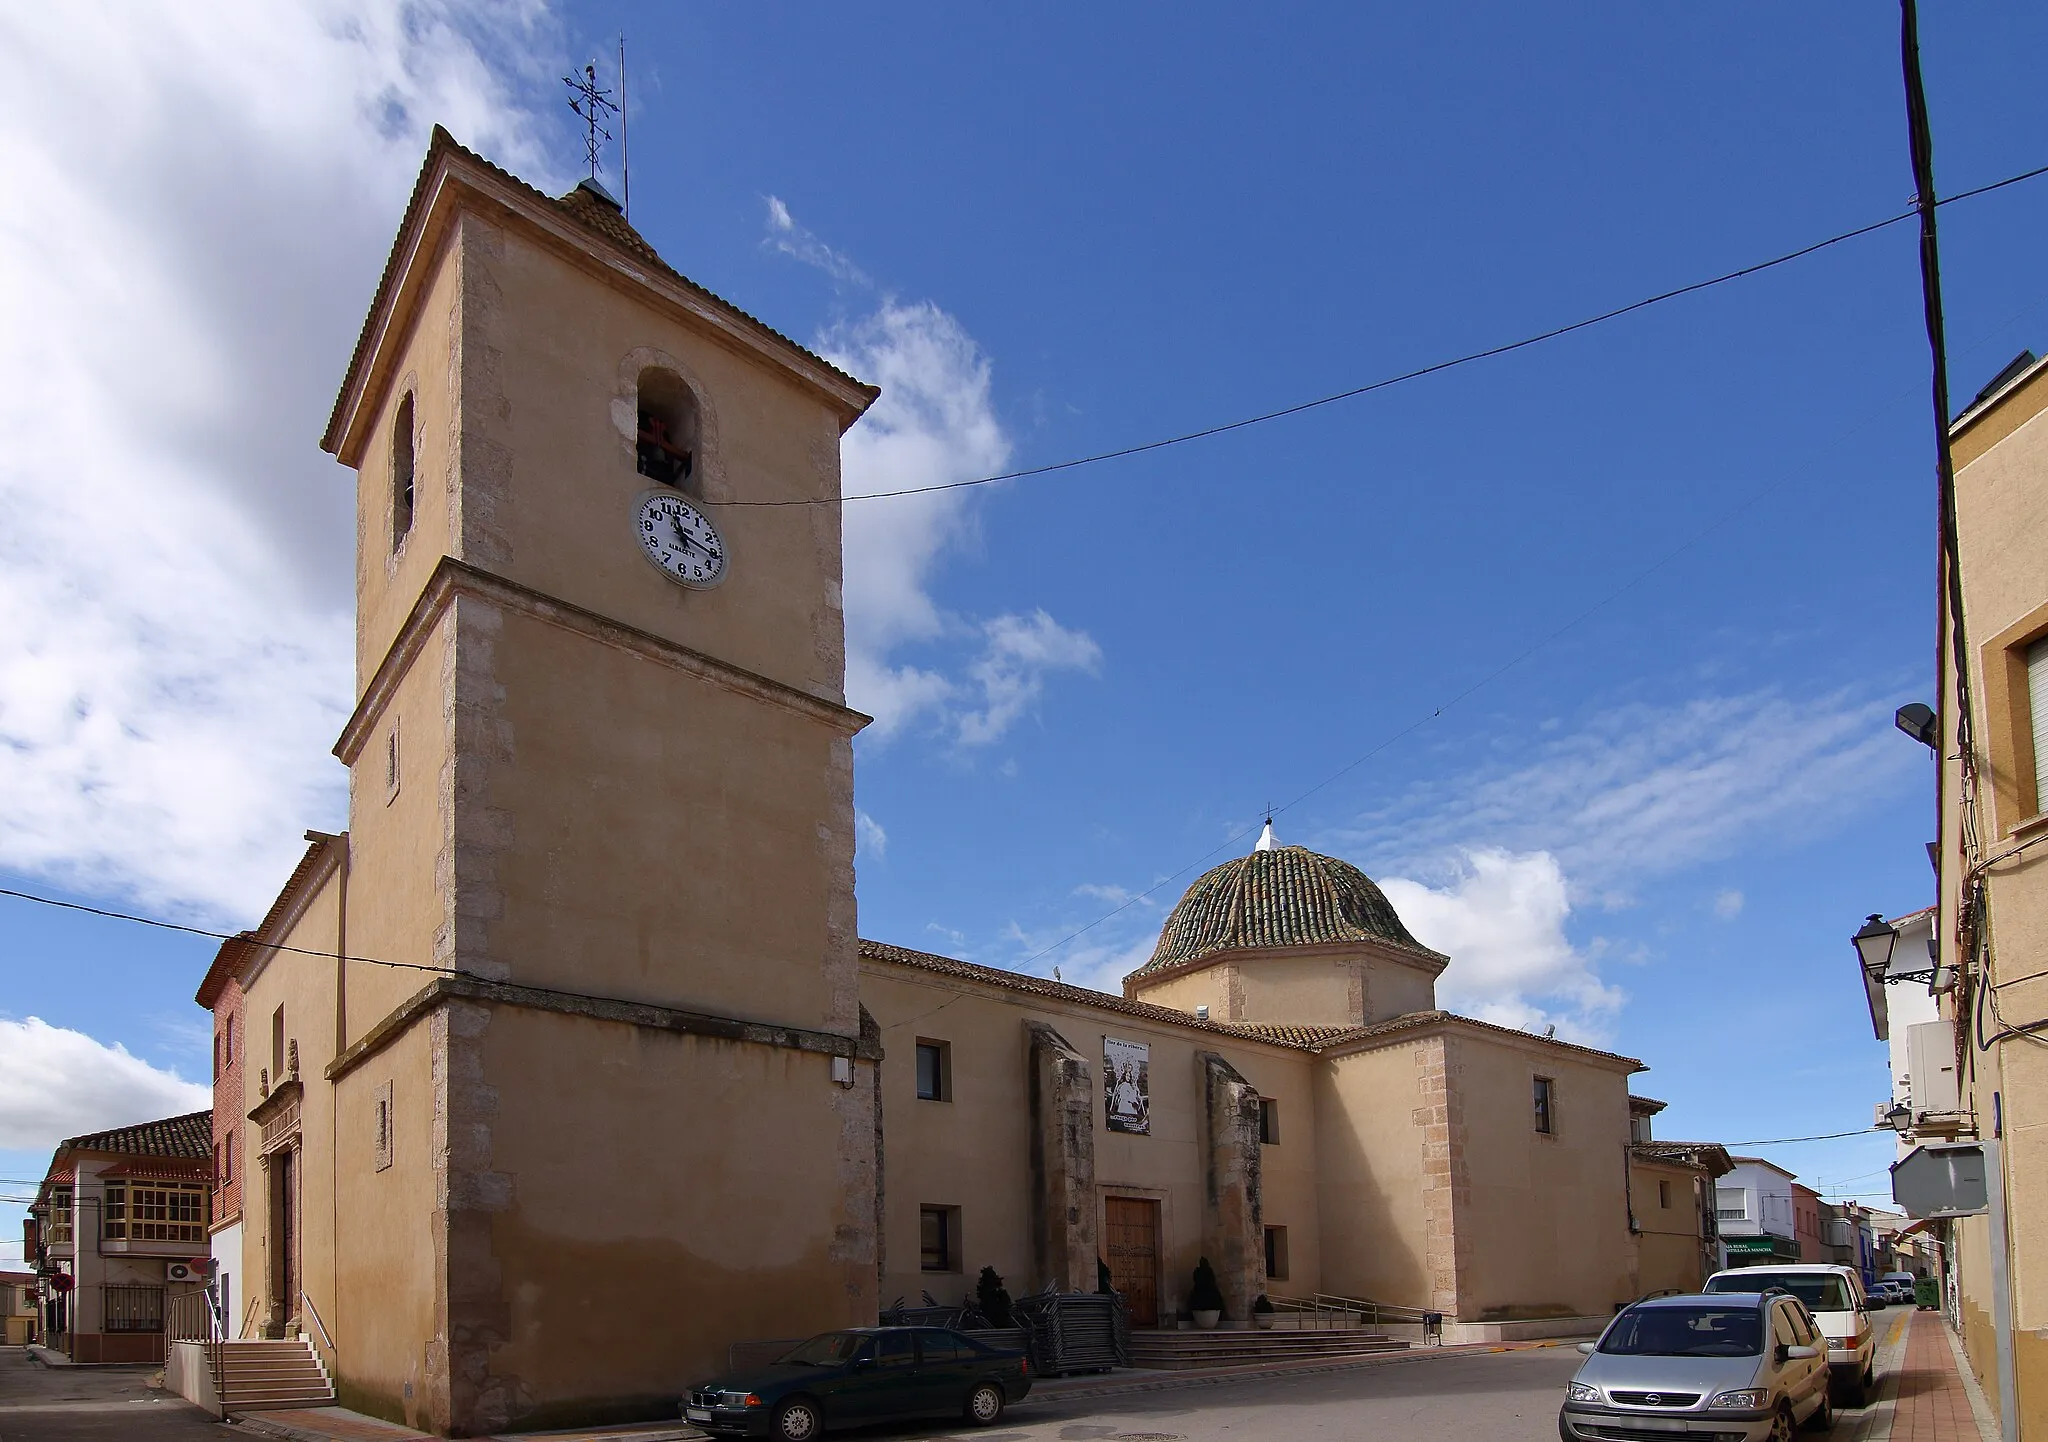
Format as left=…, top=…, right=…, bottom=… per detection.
left=60, top=1110, right=213, bottom=1160
left=859, top=939, right=1328, bottom=1050
left=1133, top=846, right=1444, bottom=980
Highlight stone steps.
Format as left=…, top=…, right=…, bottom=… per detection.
left=214, top=1338, right=336, bottom=1411
left=1127, top=1327, right=1408, bottom=1370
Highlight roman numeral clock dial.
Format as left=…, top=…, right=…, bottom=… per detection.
left=634, top=489, right=727, bottom=589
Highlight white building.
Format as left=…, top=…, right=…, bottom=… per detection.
left=1717, top=1157, right=1800, bottom=1266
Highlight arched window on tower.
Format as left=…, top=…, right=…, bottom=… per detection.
left=391, top=390, right=416, bottom=549
left=636, top=367, right=698, bottom=490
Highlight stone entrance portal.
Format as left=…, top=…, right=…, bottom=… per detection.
left=1105, top=1196, right=1159, bottom=1326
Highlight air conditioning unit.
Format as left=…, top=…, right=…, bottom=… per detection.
left=166, top=1263, right=195, bottom=1283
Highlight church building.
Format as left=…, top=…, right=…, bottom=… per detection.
left=192, top=132, right=1653, bottom=1436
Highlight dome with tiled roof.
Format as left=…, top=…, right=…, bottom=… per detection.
left=1134, top=824, right=1440, bottom=977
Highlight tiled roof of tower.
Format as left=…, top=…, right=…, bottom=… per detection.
left=61, top=1110, right=213, bottom=1159
left=1632, top=1140, right=1735, bottom=1176
left=324, top=127, right=877, bottom=452
left=1131, top=845, right=1445, bottom=979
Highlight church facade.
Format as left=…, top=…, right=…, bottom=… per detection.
left=196, top=132, right=1652, bottom=1436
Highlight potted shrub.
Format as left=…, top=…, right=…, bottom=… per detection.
left=975, top=1266, right=1013, bottom=1328
left=1189, top=1256, right=1225, bottom=1329
left=1253, top=1293, right=1276, bottom=1330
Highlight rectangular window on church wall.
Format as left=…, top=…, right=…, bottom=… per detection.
left=920, top=1206, right=958, bottom=1272
left=1264, top=1225, right=1289, bottom=1281
left=915, top=1041, right=949, bottom=1102
left=1533, top=1077, right=1555, bottom=1135
left=1104, top=1038, right=1150, bottom=1135
left=1259, top=1098, right=1279, bottom=1145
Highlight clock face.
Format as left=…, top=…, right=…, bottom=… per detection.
left=634, top=489, right=727, bottom=589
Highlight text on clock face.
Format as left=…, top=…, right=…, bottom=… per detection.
left=637, top=494, right=726, bottom=586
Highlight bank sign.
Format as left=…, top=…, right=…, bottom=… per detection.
left=1104, top=1038, right=1150, bottom=1135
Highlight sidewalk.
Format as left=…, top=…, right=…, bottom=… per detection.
left=1842, top=1308, right=1998, bottom=1442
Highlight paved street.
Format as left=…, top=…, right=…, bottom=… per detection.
left=0, top=1348, right=224, bottom=1440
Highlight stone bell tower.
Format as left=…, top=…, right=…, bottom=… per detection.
left=316, top=129, right=879, bottom=1434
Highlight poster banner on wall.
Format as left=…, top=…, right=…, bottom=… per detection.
left=1104, top=1037, right=1151, bottom=1135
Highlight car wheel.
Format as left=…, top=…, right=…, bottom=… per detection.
left=1769, top=1404, right=1795, bottom=1442
left=964, top=1381, right=1005, bottom=1426
left=1803, top=1388, right=1835, bottom=1432
left=773, top=1398, right=822, bottom=1442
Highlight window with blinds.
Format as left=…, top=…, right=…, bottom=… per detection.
left=2029, top=636, right=2048, bottom=813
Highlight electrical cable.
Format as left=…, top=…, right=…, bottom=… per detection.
left=1724, top=1129, right=1884, bottom=1147
left=714, top=160, right=2048, bottom=509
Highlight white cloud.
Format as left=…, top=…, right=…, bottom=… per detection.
left=1073, top=882, right=1152, bottom=906
left=0, top=2, right=554, bottom=923
left=763, top=195, right=871, bottom=287
left=1380, top=850, right=1623, bottom=1043
left=856, top=809, right=888, bottom=858
left=956, top=611, right=1103, bottom=746
left=772, top=208, right=1101, bottom=749
left=1713, top=888, right=1745, bottom=920
left=0, top=1018, right=212, bottom=1152
left=1347, top=687, right=1916, bottom=901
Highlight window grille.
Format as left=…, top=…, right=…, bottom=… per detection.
left=102, top=1283, right=165, bottom=1333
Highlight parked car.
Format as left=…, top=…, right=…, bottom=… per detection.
left=1705, top=1264, right=1875, bottom=1404
left=1559, top=1291, right=1833, bottom=1442
left=683, top=1326, right=1031, bottom=1440
left=1869, top=1281, right=1908, bottom=1306
left=1879, top=1271, right=1919, bottom=1307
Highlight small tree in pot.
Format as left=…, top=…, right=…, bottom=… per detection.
left=1189, top=1256, right=1226, bottom=1329
left=975, top=1266, right=1014, bottom=1328
left=1253, top=1293, right=1276, bottom=1329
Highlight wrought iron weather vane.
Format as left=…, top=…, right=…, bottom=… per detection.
left=563, top=61, right=618, bottom=181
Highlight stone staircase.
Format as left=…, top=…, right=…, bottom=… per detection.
left=1127, top=1326, right=1408, bottom=1370
left=215, top=1338, right=337, bottom=1411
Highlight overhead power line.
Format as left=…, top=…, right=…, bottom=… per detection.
left=1725, top=1128, right=1885, bottom=1147
left=718, top=161, right=2048, bottom=509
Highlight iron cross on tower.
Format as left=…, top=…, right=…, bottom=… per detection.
left=563, top=61, right=618, bottom=180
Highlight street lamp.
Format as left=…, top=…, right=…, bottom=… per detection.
left=1853, top=914, right=1900, bottom=981
left=1883, top=1102, right=1913, bottom=1132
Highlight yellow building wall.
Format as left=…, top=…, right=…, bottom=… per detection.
left=1313, top=1042, right=1435, bottom=1308
left=1448, top=1030, right=1634, bottom=1320
left=858, top=963, right=1319, bottom=1316
left=1629, top=1157, right=1708, bottom=1297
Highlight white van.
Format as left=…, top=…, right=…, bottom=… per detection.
left=1705, top=1264, right=1876, bottom=1404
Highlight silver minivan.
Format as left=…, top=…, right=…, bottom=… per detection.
left=1559, top=1292, right=1834, bottom=1441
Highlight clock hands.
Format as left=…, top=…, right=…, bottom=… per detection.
left=668, top=513, right=723, bottom=565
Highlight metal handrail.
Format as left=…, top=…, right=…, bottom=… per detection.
left=1263, top=1291, right=1435, bottom=1327
left=300, top=1289, right=335, bottom=1356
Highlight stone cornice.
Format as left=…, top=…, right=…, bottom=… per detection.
left=326, top=972, right=881, bottom=1086
left=335, top=556, right=869, bottom=765
left=1126, top=935, right=1449, bottom=998
left=1318, top=1010, right=1644, bottom=1075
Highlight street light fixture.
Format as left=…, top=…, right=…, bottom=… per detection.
left=1853, top=913, right=1901, bottom=980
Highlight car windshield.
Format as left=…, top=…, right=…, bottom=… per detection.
left=776, top=1332, right=869, bottom=1366
left=1707, top=1272, right=1852, bottom=1311
left=1600, top=1305, right=1763, bottom=1357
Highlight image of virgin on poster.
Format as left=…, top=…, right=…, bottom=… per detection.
left=1103, top=1037, right=1151, bottom=1134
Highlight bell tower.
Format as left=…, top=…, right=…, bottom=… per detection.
left=316, top=130, right=879, bottom=1434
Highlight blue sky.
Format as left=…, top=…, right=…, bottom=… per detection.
left=7, top=2, right=2048, bottom=1259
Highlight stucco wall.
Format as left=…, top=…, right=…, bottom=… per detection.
left=1448, top=1029, right=1634, bottom=1320
left=859, top=962, right=1317, bottom=1318
left=1629, top=1157, right=1708, bottom=1296
left=1313, top=1041, right=1435, bottom=1308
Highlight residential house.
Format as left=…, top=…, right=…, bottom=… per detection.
left=26, top=1111, right=213, bottom=1363
left=1792, top=1183, right=1827, bottom=1264
left=1716, top=1158, right=1800, bottom=1266
left=1627, top=1121, right=1733, bottom=1296
left=0, top=1269, right=38, bottom=1346
left=1923, top=345, right=2048, bottom=1432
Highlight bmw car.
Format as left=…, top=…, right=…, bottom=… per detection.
left=684, top=1326, right=1031, bottom=1440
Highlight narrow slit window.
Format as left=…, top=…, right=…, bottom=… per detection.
left=1533, top=1076, right=1555, bottom=1135
left=384, top=723, right=401, bottom=804
left=271, top=1005, right=285, bottom=1080
left=1259, top=1098, right=1279, bottom=1145
left=1264, top=1225, right=1289, bottom=1281
left=391, top=391, right=416, bottom=548
left=374, top=1081, right=394, bottom=1172
left=636, top=368, right=699, bottom=491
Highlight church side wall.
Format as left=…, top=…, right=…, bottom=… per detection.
left=859, top=964, right=1317, bottom=1321
left=1314, top=1044, right=1436, bottom=1309
left=1446, top=1032, right=1634, bottom=1320
left=461, top=1004, right=875, bottom=1432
